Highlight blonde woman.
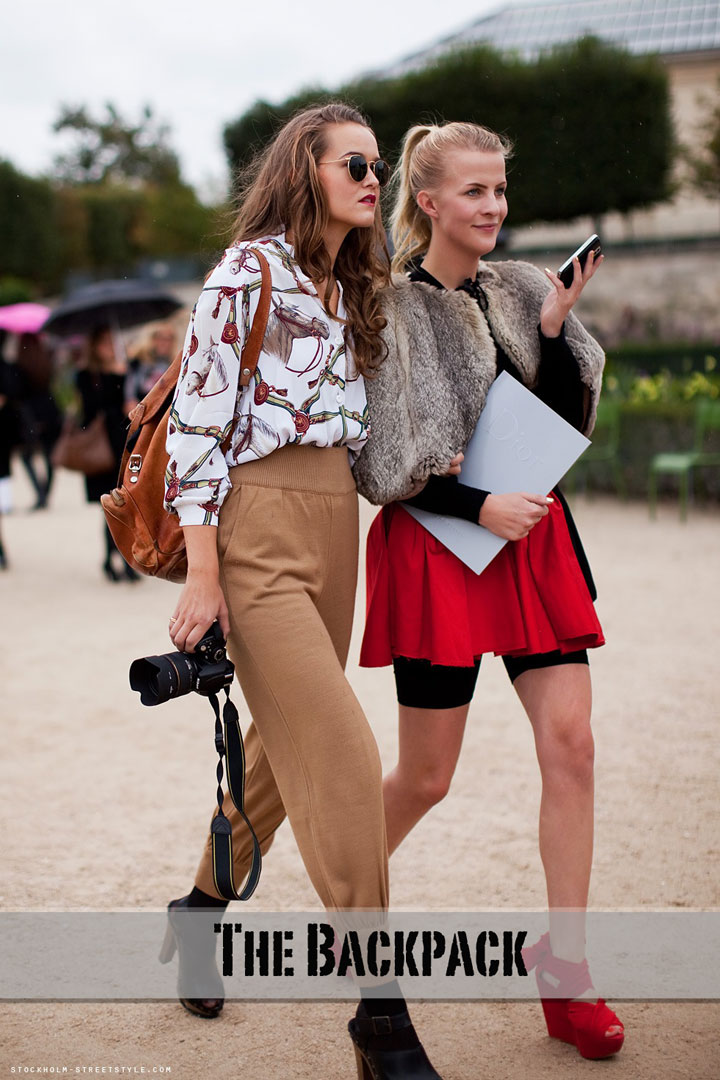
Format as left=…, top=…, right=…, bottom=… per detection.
left=125, top=323, right=177, bottom=412
left=352, top=121, right=624, bottom=1062
left=163, top=104, right=442, bottom=1080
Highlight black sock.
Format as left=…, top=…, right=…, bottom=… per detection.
left=360, top=981, right=406, bottom=1016
left=187, top=886, right=229, bottom=911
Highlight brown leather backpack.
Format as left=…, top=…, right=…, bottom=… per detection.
left=101, top=251, right=271, bottom=582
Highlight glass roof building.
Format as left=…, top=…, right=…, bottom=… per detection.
left=383, top=0, right=720, bottom=77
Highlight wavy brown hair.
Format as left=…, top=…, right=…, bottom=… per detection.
left=230, top=103, right=390, bottom=375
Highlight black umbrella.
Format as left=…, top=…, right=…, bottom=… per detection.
left=42, top=279, right=184, bottom=337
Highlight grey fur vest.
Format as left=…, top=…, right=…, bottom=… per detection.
left=352, top=260, right=605, bottom=506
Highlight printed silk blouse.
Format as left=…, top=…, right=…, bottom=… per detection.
left=164, top=233, right=369, bottom=526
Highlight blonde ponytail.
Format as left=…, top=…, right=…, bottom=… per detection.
left=390, top=125, right=437, bottom=275
left=390, top=121, right=513, bottom=274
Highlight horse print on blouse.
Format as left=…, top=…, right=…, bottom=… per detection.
left=229, top=246, right=259, bottom=277
left=184, top=338, right=230, bottom=398
left=263, top=299, right=330, bottom=374
left=232, top=412, right=282, bottom=460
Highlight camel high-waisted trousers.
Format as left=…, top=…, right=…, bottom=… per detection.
left=194, top=444, right=389, bottom=913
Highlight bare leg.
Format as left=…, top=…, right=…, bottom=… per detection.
left=383, top=704, right=469, bottom=855
left=513, top=663, right=594, bottom=960
left=514, top=662, right=623, bottom=1039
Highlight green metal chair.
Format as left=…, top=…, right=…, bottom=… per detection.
left=648, top=398, right=720, bottom=521
left=567, top=398, right=626, bottom=498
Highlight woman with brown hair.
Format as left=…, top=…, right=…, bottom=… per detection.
left=163, top=103, right=442, bottom=1080
left=352, top=120, right=624, bottom=1062
left=76, top=326, right=137, bottom=581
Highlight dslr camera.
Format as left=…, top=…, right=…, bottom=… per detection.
left=129, top=621, right=234, bottom=706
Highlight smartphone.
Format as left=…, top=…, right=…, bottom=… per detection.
left=557, top=234, right=602, bottom=288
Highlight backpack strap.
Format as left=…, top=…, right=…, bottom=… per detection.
left=238, top=249, right=272, bottom=389
left=218, top=248, right=271, bottom=454
left=127, top=351, right=183, bottom=433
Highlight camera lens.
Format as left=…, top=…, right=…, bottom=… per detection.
left=129, top=651, right=195, bottom=706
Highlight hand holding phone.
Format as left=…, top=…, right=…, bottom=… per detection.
left=540, top=234, right=603, bottom=337
left=557, top=234, right=603, bottom=289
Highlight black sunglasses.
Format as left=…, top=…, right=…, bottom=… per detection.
left=319, top=154, right=391, bottom=187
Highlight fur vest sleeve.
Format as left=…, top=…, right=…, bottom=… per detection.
left=352, top=260, right=605, bottom=506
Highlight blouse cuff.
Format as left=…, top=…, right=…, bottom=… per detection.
left=175, top=504, right=220, bottom=528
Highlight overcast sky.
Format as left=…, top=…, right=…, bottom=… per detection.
left=1, top=0, right=535, bottom=199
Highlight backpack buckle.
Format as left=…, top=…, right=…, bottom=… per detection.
left=128, top=454, right=142, bottom=482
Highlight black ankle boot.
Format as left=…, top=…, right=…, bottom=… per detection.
left=159, top=895, right=225, bottom=1019
left=102, top=558, right=121, bottom=582
left=348, top=1008, right=443, bottom=1080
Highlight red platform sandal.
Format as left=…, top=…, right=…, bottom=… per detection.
left=522, top=933, right=624, bottom=1060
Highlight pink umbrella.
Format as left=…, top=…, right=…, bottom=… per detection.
left=0, top=302, right=52, bottom=334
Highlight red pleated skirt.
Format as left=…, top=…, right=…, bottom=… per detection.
left=360, top=499, right=605, bottom=668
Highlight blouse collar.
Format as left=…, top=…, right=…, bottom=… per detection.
left=265, top=230, right=344, bottom=306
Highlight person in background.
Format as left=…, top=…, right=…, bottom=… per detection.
left=76, top=326, right=138, bottom=582
left=0, top=340, right=21, bottom=568
left=15, top=332, right=63, bottom=510
left=124, top=323, right=177, bottom=413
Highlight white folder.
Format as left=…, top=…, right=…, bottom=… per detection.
left=404, top=371, right=590, bottom=575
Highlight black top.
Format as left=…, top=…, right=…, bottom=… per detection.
left=0, top=359, right=22, bottom=478
left=75, top=368, right=127, bottom=502
left=403, top=265, right=586, bottom=523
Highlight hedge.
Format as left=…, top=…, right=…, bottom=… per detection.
left=567, top=400, right=720, bottom=500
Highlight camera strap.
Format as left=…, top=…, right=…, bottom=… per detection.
left=207, top=688, right=262, bottom=901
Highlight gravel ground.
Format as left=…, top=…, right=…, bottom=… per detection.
left=1, top=466, right=718, bottom=1079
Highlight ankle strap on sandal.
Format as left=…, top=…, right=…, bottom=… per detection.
left=522, top=932, right=593, bottom=998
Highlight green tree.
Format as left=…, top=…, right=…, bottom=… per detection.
left=140, top=183, right=220, bottom=257
left=46, top=103, right=221, bottom=279
left=683, top=77, right=720, bottom=202
left=0, top=99, right=224, bottom=293
left=0, top=160, right=63, bottom=284
left=511, top=37, right=674, bottom=223
left=223, top=37, right=674, bottom=227
left=78, top=185, right=147, bottom=270
left=52, top=103, right=181, bottom=186
left=0, top=277, right=33, bottom=305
